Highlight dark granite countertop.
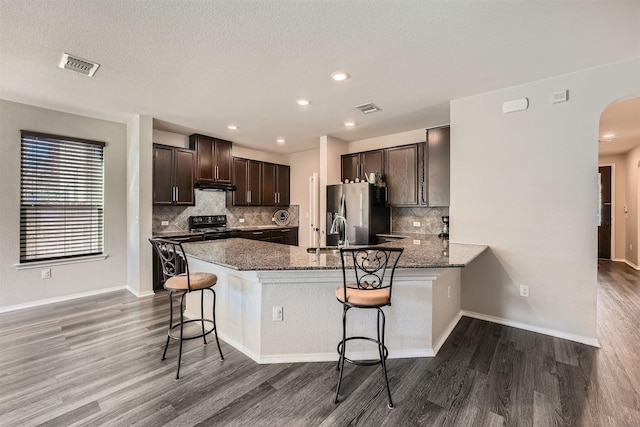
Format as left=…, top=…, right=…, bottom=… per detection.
left=236, top=225, right=298, bottom=231
left=182, top=234, right=487, bottom=271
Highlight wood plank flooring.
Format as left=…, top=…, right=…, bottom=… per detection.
left=1, top=260, right=638, bottom=426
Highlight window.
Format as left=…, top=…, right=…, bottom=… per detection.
left=20, top=131, right=105, bottom=263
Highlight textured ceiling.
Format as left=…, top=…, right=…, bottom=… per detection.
left=1, top=0, right=639, bottom=154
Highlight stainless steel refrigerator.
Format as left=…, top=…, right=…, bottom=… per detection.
left=326, top=182, right=390, bottom=246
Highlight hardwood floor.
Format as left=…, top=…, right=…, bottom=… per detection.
left=1, top=260, right=638, bottom=426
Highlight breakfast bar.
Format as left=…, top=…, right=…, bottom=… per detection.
left=182, top=236, right=486, bottom=364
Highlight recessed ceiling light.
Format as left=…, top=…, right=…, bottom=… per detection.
left=331, top=71, right=350, bottom=81
left=296, top=98, right=311, bottom=106
left=227, top=124, right=239, bottom=130
left=276, top=138, right=286, bottom=145
left=344, top=121, right=355, bottom=127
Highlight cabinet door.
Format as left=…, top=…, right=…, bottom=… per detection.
left=426, top=127, right=450, bottom=207
left=276, top=164, right=290, bottom=205
left=361, top=150, right=384, bottom=182
left=232, top=157, right=249, bottom=205
left=385, top=144, right=419, bottom=206
left=240, top=230, right=271, bottom=241
left=214, top=138, right=232, bottom=183
left=341, top=154, right=359, bottom=182
left=247, top=160, right=262, bottom=205
left=190, top=135, right=214, bottom=182
left=174, top=148, right=195, bottom=205
left=232, top=158, right=262, bottom=206
left=153, top=145, right=174, bottom=205
left=262, top=162, right=277, bottom=206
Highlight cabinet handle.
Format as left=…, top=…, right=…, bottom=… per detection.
left=176, top=187, right=179, bottom=202
left=215, top=165, right=219, bottom=179
left=252, top=231, right=264, bottom=235
left=281, top=229, right=290, bottom=232
left=248, top=190, right=251, bottom=203
left=274, top=193, right=277, bottom=204
left=276, top=192, right=280, bottom=204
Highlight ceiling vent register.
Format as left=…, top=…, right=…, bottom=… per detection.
left=355, top=102, right=382, bottom=114
left=59, top=53, right=100, bottom=77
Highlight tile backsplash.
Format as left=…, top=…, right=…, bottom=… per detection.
left=391, top=206, right=449, bottom=235
left=153, top=190, right=299, bottom=232
left=154, top=189, right=445, bottom=236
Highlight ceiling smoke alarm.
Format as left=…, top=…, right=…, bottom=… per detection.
left=59, top=53, right=100, bottom=77
left=355, top=102, right=382, bottom=114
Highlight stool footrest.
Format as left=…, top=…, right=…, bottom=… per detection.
left=337, top=336, right=389, bottom=367
left=168, top=318, right=215, bottom=341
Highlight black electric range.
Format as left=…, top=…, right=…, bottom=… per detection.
left=188, top=215, right=241, bottom=240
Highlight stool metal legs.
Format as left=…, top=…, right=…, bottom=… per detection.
left=334, top=306, right=393, bottom=408
left=162, top=288, right=224, bottom=380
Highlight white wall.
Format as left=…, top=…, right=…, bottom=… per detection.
left=452, top=58, right=640, bottom=343
left=626, top=144, right=640, bottom=266
left=232, top=145, right=288, bottom=164
left=348, top=128, right=427, bottom=153
left=0, top=100, right=128, bottom=310
left=288, top=148, right=320, bottom=247
left=127, top=115, right=154, bottom=297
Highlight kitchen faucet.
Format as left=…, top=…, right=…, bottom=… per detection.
left=329, top=214, right=349, bottom=248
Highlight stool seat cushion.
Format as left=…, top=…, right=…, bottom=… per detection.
left=335, top=284, right=390, bottom=306
left=165, top=272, right=218, bottom=291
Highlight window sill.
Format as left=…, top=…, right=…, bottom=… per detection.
left=14, top=254, right=109, bottom=270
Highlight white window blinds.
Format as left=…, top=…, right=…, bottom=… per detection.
left=20, top=131, right=105, bottom=263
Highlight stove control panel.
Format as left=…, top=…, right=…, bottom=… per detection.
left=189, top=215, right=227, bottom=229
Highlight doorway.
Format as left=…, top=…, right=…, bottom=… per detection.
left=598, top=165, right=612, bottom=259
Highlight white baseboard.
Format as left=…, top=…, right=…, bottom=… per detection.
left=125, top=286, right=156, bottom=298
left=461, top=310, right=601, bottom=348
left=613, top=258, right=640, bottom=270
left=0, top=286, right=126, bottom=314
left=432, top=312, right=463, bottom=355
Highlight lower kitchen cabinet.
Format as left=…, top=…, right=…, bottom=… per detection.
left=240, top=227, right=298, bottom=246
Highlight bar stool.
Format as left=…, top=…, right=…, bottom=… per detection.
left=149, top=238, right=224, bottom=379
left=334, top=247, right=403, bottom=408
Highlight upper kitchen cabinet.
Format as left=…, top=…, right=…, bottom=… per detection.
left=152, top=144, right=195, bottom=206
left=262, top=163, right=290, bottom=206
left=340, top=149, right=384, bottom=183
left=385, top=144, right=420, bottom=206
left=425, top=126, right=450, bottom=207
left=189, top=134, right=233, bottom=186
left=230, top=157, right=262, bottom=206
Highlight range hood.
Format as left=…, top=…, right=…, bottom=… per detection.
left=195, top=181, right=237, bottom=191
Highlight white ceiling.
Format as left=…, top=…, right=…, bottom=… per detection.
left=1, top=0, right=639, bottom=154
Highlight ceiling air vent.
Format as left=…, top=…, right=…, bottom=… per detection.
left=59, top=53, right=100, bottom=77
left=355, top=102, right=382, bottom=114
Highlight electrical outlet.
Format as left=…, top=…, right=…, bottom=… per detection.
left=239, top=218, right=245, bottom=223
left=413, top=221, right=421, bottom=227
left=272, top=306, right=283, bottom=321
left=447, top=286, right=451, bottom=299
left=161, top=220, right=169, bottom=226
left=520, top=285, right=529, bottom=297
left=413, top=239, right=421, bottom=245
left=630, top=244, right=633, bottom=251
left=41, top=268, right=51, bottom=279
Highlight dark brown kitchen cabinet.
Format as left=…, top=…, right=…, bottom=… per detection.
left=263, top=163, right=290, bottom=206
left=240, top=227, right=298, bottom=246
left=153, top=144, right=195, bottom=206
left=189, top=134, right=232, bottom=184
left=341, top=150, right=384, bottom=183
left=230, top=157, right=262, bottom=206
left=385, top=144, right=420, bottom=206
left=425, top=126, right=450, bottom=207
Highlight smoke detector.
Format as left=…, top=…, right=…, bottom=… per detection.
left=59, top=53, right=100, bottom=77
left=355, top=102, right=382, bottom=114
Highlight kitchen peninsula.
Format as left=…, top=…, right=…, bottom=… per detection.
left=182, top=236, right=486, bottom=364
